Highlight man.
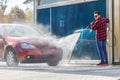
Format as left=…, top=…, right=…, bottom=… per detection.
left=90, top=11, right=109, bottom=66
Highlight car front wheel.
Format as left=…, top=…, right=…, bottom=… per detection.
left=5, top=48, right=19, bottom=67
left=47, top=56, right=60, bottom=66
left=47, top=59, right=59, bottom=66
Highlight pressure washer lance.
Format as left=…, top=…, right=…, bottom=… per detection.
left=74, top=25, right=91, bottom=33
left=73, top=24, right=114, bottom=47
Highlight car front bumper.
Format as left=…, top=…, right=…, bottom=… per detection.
left=15, top=48, right=63, bottom=63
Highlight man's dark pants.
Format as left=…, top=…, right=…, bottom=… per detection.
left=97, top=40, right=108, bottom=63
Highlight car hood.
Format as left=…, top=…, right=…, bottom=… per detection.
left=7, top=37, right=56, bottom=48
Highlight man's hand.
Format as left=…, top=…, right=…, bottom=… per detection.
left=90, top=21, right=97, bottom=25
left=90, top=22, right=94, bottom=25
left=90, top=21, right=98, bottom=30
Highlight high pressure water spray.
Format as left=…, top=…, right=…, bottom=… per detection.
left=68, top=23, right=116, bottom=63
left=73, top=24, right=115, bottom=47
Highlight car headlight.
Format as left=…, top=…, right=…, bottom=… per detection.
left=21, top=43, right=36, bottom=49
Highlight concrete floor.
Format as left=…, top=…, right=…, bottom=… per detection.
left=0, top=62, right=119, bottom=80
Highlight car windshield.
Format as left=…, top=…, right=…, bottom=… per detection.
left=4, top=25, right=42, bottom=37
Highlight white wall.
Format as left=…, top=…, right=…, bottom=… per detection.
left=38, top=0, right=97, bottom=9
left=41, top=0, right=69, bottom=4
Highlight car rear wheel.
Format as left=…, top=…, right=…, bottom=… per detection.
left=5, top=48, right=19, bottom=67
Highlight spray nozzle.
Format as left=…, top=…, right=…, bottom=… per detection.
left=74, top=29, right=83, bottom=33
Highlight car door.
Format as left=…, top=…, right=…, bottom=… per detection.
left=0, top=28, right=5, bottom=60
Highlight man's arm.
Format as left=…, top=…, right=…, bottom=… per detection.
left=90, top=18, right=109, bottom=30
left=101, top=18, right=109, bottom=24
left=90, top=21, right=100, bottom=30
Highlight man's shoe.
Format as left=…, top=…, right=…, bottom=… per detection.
left=103, top=63, right=109, bottom=66
left=97, top=63, right=109, bottom=66
left=97, top=63, right=104, bottom=66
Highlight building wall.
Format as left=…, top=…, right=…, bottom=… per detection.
left=37, top=0, right=106, bottom=60
left=113, top=0, right=120, bottom=62
left=35, top=0, right=120, bottom=64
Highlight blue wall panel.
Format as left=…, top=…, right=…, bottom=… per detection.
left=37, top=8, right=50, bottom=30
left=51, top=0, right=106, bottom=36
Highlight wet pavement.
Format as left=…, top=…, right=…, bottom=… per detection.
left=0, top=62, right=119, bottom=80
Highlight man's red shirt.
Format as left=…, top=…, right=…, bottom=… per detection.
left=91, top=17, right=109, bottom=40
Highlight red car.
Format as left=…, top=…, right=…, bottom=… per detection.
left=0, top=24, right=63, bottom=67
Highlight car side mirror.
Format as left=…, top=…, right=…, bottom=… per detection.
left=0, top=35, right=5, bottom=41
left=0, top=35, right=3, bottom=38
left=0, top=35, right=6, bottom=45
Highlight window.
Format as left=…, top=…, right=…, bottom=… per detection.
left=51, top=1, right=106, bottom=37
left=4, top=25, right=42, bottom=37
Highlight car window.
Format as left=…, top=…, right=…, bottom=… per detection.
left=4, top=25, right=42, bottom=37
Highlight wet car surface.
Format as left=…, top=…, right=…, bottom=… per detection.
left=0, top=24, right=63, bottom=67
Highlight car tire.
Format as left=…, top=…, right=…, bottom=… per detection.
left=47, top=56, right=60, bottom=66
left=5, top=48, right=19, bottom=67
left=47, top=60, right=59, bottom=66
